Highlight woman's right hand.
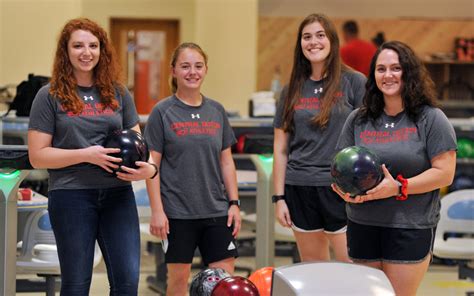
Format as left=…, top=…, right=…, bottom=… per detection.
left=150, top=210, right=169, bottom=241
left=275, top=200, right=292, bottom=228
left=84, top=145, right=122, bottom=173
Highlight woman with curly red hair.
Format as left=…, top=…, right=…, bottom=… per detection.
left=28, top=18, right=156, bottom=295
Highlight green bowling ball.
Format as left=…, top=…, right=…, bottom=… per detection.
left=457, top=138, right=474, bottom=159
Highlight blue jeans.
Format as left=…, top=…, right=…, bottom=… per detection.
left=48, top=186, right=140, bottom=296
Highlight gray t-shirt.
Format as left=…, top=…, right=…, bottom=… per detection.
left=144, top=95, right=237, bottom=219
left=273, top=71, right=366, bottom=186
left=28, top=84, right=139, bottom=191
left=337, top=106, right=457, bottom=228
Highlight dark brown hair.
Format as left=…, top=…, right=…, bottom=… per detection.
left=49, top=18, right=122, bottom=114
left=342, top=20, right=359, bottom=37
left=358, top=40, right=438, bottom=122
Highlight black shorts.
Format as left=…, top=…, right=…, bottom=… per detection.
left=347, top=220, right=436, bottom=263
left=165, top=216, right=238, bottom=265
left=285, top=185, right=347, bottom=233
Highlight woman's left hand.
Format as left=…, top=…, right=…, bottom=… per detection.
left=115, top=161, right=156, bottom=181
left=227, top=205, right=241, bottom=238
left=331, top=183, right=365, bottom=203
left=359, top=164, right=399, bottom=202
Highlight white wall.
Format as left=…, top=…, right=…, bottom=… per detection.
left=259, top=0, right=474, bottom=18
left=1, top=0, right=82, bottom=84
left=195, top=0, right=258, bottom=114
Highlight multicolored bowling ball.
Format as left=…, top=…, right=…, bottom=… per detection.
left=103, top=129, right=149, bottom=171
left=189, top=268, right=231, bottom=296
left=331, top=146, right=383, bottom=196
left=211, top=276, right=260, bottom=296
left=249, top=267, right=273, bottom=296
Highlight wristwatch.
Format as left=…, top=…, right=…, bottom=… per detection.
left=395, top=180, right=402, bottom=196
left=272, top=195, right=286, bottom=203
left=229, top=200, right=241, bottom=208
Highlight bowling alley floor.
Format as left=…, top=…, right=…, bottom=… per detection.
left=17, top=243, right=474, bottom=296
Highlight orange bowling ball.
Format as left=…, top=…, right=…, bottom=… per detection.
left=248, top=267, right=274, bottom=296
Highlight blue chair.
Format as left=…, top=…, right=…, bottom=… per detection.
left=16, top=209, right=102, bottom=296
left=434, top=189, right=474, bottom=282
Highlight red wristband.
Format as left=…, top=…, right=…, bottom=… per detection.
left=396, top=174, right=408, bottom=201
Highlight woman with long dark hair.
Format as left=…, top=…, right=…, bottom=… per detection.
left=333, top=41, right=456, bottom=295
left=273, top=13, right=366, bottom=262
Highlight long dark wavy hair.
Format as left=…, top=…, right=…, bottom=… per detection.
left=170, top=42, right=208, bottom=93
left=282, top=13, right=349, bottom=132
left=358, top=41, right=438, bottom=122
left=49, top=18, right=122, bottom=114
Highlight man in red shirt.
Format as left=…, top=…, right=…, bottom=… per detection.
left=340, top=20, right=377, bottom=76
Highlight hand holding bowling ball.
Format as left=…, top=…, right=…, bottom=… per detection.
left=331, top=146, right=383, bottom=197
left=103, top=129, right=149, bottom=172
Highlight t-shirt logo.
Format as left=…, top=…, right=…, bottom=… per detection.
left=170, top=121, right=221, bottom=137
left=62, top=101, right=114, bottom=117
left=314, top=87, right=323, bottom=94
left=191, top=113, right=200, bottom=119
left=83, top=95, right=94, bottom=101
left=385, top=123, right=395, bottom=128
left=360, top=127, right=418, bottom=144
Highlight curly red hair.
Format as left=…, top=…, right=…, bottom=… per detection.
left=49, top=18, right=122, bottom=114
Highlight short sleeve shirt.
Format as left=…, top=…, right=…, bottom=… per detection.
left=273, top=71, right=367, bottom=186
left=28, top=84, right=139, bottom=191
left=337, top=106, right=457, bottom=228
left=144, top=95, right=236, bottom=219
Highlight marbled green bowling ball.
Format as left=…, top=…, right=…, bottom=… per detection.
left=331, top=146, right=383, bottom=196
left=457, top=138, right=474, bottom=159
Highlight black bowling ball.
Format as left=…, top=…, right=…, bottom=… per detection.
left=331, top=146, right=383, bottom=197
left=103, top=129, right=149, bottom=172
